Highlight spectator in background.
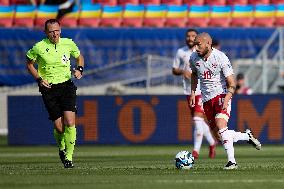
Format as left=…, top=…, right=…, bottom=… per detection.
left=235, top=73, right=253, bottom=95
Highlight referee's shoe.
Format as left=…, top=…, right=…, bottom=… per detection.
left=64, top=160, right=74, bottom=168
left=59, top=150, right=66, bottom=164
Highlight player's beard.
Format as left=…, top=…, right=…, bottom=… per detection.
left=197, top=46, right=209, bottom=58
left=186, top=40, right=195, bottom=49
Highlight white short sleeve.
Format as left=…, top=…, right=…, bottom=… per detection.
left=221, top=53, right=234, bottom=77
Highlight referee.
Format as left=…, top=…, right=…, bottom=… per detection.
left=26, top=19, right=84, bottom=168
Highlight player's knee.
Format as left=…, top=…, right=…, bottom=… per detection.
left=64, top=119, right=75, bottom=126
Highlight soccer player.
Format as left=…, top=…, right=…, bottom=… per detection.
left=26, top=19, right=84, bottom=168
left=189, top=32, right=261, bottom=169
left=172, top=29, right=216, bottom=159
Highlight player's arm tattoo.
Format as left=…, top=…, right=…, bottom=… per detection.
left=228, top=85, right=236, bottom=95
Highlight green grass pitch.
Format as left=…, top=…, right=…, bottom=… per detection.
left=0, top=142, right=284, bottom=189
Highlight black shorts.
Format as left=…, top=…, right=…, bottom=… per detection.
left=39, top=80, right=77, bottom=121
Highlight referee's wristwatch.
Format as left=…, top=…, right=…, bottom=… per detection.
left=76, top=66, right=84, bottom=74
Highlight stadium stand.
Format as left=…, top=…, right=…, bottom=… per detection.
left=248, top=0, right=270, bottom=5
left=140, top=0, right=160, bottom=5
left=100, top=5, right=122, bottom=27
left=60, top=5, right=79, bottom=27
left=161, top=0, right=182, bottom=5
left=275, top=4, right=284, bottom=26
left=10, top=0, right=30, bottom=5
left=143, top=4, right=166, bottom=27
left=271, top=0, right=284, bottom=4
left=14, top=5, right=36, bottom=27
left=81, top=0, right=93, bottom=4
left=122, top=4, right=144, bottom=27
left=0, top=0, right=10, bottom=5
left=231, top=4, right=253, bottom=27
left=0, top=5, right=14, bottom=27
left=78, top=3, right=101, bottom=27
left=205, top=0, right=226, bottom=6
left=118, top=0, right=139, bottom=6
left=208, top=5, right=231, bottom=27
left=183, top=0, right=204, bottom=6
left=165, top=4, right=187, bottom=27
left=227, top=0, right=248, bottom=6
left=95, top=0, right=118, bottom=6
left=253, top=4, right=275, bottom=27
left=35, top=5, right=58, bottom=27
left=4, top=1, right=284, bottom=28
left=187, top=5, right=209, bottom=27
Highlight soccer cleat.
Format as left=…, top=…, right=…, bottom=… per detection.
left=64, top=160, right=74, bottom=169
left=245, top=129, right=261, bottom=150
left=192, top=150, right=199, bottom=159
left=59, top=150, right=66, bottom=164
left=209, top=144, right=216, bottom=159
left=224, top=161, right=238, bottom=170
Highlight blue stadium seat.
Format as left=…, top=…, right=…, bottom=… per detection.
left=208, top=5, right=232, bottom=27
left=187, top=5, right=209, bottom=27
left=165, top=5, right=188, bottom=27
left=0, top=5, right=14, bottom=27
left=122, top=4, right=144, bottom=27
left=253, top=4, right=276, bottom=27
left=14, top=5, right=36, bottom=27
left=231, top=5, right=253, bottom=27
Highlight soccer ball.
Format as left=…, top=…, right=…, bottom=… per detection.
left=175, top=151, right=195, bottom=170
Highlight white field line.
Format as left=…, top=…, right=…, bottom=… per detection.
left=0, top=152, right=172, bottom=158
left=156, top=179, right=284, bottom=183
left=0, top=153, right=56, bottom=158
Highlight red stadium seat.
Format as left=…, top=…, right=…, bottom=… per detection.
left=187, top=5, right=209, bottom=27
left=34, top=5, right=58, bottom=28
left=205, top=0, right=226, bottom=6
left=143, top=5, right=166, bottom=27
left=100, top=5, right=122, bottom=27
left=140, top=0, right=160, bottom=6
left=0, top=0, right=10, bottom=6
left=253, top=4, right=275, bottom=27
left=248, top=0, right=270, bottom=5
left=60, top=5, right=79, bottom=27
left=165, top=5, right=188, bottom=27
left=208, top=5, right=231, bottom=27
left=14, top=5, right=36, bottom=27
left=118, top=0, right=139, bottom=6
left=94, top=0, right=118, bottom=6
left=0, top=5, right=14, bottom=27
left=122, top=4, right=144, bottom=27
left=231, top=5, right=253, bottom=27
left=271, top=0, right=284, bottom=4
left=183, top=0, right=204, bottom=6
left=274, top=4, right=284, bottom=26
left=78, top=3, right=101, bottom=27
left=161, top=0, right=182, bottom=5
left=227, top=0, right=248, bottom=6
left=10, top=0, right=31, bottom=5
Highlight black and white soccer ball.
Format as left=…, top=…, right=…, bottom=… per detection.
left=175, top=150, right=195, bottom=170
